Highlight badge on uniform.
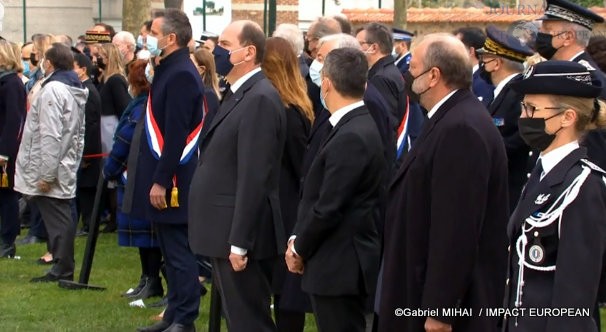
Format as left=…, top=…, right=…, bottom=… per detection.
left=535, top=194, right=550, bottom=205
left=493, top=117, right=505, bottom=127
left=528, top=244, right=545, bottom=264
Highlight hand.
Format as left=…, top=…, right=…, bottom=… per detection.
left=285, top=241, right=304, bottom=274
left=425, top=317, right=452, bottom=332
left=229, top=252, right=248, bottom=272
left=149, top=183, right=167, bottom=210
left=37, top=180, right=51, bottom=193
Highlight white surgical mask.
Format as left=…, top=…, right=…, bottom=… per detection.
left=309, top=59, right=323, bottom=87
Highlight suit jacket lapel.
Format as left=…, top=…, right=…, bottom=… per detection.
left=320, top=107, right=366, bottom=148
left=201, top=71, right=265, bottom=143
left=507, top=148, right=586, bottom=236
left=489, top=74, right=521, bottom=116
left=390, top=89, right=469, bottom=188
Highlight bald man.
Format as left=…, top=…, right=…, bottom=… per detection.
left=378, top=34, right=509, bottom=332
left=188, top=20, right=286, bottom=332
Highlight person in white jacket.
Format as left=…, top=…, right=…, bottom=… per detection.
left=14, top=42, right=88, bottom=282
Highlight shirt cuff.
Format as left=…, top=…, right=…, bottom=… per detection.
left=0, top=155, right=8, bottom=161
left=230, top=245, right=247, bottom=256
left=289, top=235, right=299, bottom=256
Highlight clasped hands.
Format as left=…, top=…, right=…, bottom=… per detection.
left=285, top=239, right=304, bottom=274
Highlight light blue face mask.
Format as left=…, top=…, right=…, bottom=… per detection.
left=309, top=59, right=323, bottom=87
left=320, top=79, right=328, bottom=110
left=136, top=35, right=145, bottom=49
left=22, top=60, right=31, bottom=78
left=145, top=35, right=162, bottom=57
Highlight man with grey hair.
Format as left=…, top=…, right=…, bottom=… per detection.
left=273, top=23, right=304, bottom=57
left=287, top=47, right=385, bottom=332
left=379, top=33, right=509, bottom=332
left=112, top=31, right=136, bottom=66
left=306, top=16, right=341, bottom=58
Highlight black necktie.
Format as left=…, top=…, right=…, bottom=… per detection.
left=523, top=159, right=543, bottom=199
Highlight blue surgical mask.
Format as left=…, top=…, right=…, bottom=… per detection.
left=213, top=45, right=233, bottom=77
left=136, top=35, right=145, bottom=49
left=309, top=59, right=323, bottom=87
left=146, top=35, right=162, bottom=57
left=320, top=79, right=328, bottom=110
left=22, top=60, right=31, bottom=78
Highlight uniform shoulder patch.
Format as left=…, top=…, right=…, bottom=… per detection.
left=581, top=159, right=606, bottom=174
left=578, top=59, right=596, bottom=71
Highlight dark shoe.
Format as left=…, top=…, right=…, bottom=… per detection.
left=136, top=320, right=171, bottom=332
left=148, top=296, right=168, bottom=308
left=123, top=275, right=147, bottom=297
left=16, top=235, right=44, bottom=245
left=1, top=243, right=16, bottom=258
left=138, top=277, right=164, bottom=299
left=162, top=323, right=196, bottom=332
left=30, top=273, right=73, bottom=283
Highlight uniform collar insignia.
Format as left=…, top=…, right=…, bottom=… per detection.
left=535, top=194, right=550, bottom=205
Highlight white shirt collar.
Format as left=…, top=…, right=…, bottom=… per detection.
left=230, top=67, right=262, bottom=93
left=539, top=140, right=580, bottom=179
left=472, top=64, right=479, bottom=74
left=329, top=100, right=365, bottom=127
left=394, top=52, right=410, bottom=65
left=493, top=73, right=519, bottom=100
left=427, top=90, right=458, bottom=119
left=569, top=51, right=585, bottom=62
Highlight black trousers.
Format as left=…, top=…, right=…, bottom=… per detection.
left=32, top=196, right=75, bottom=277
left=311, top=293, right=367, bottom=332
left=0, top=189, right=19, bottom=246
left=211, top=257, right=277, bottom=332
left=154, top=222, right=199, bottom=325
left=76, top=187, right=96, bottom=231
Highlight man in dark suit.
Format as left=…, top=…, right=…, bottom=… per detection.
left=392, top=28, right=413, bottom=76
left=286, top=47, right=385, bottom=332
left=357, top=23, right=406, bottom=133
left=188, top=20, right=286, bottom=332
left=130, top=9, right=203, bottom=332
left=378, top=33, right=509, bottom=332
left=477, top=25, right=533, bottom=212
left=454, top=27, right=495, bottom=107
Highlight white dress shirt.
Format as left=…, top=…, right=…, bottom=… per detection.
left=328, top=100, right=365, bottom=127
left=427, top=90, right=458, bottom=119
left=539, top=140, right=580, bottom=180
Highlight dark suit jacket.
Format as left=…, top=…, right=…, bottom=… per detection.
left=78, top=79, right=102, bottom=188
left=367, top=55, right=407, bottom=132
left=504, top=148, right=606, bottom=332
left=301, top=108, right=331, bottom=178
left=0, top=72, right=26, bottom=189
left=188, top=71, right=287, bottom=260
left=379, top=89, right=509, bottom=332
left=294, top=106, right=385, bottom=296
left=472, top=68, right=495, bottom=108
left=128, top=48, right=204, bottom=224
left=489, top=74, right=529, bottom=212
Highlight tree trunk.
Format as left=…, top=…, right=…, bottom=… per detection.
left=164, top=0, right=184, bottom=9
left=123, top=0, right=152, bottom=36
left=394, top=0, right=407, bottom=29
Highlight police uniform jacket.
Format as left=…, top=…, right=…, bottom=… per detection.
left=504, top=147, right=606, bottom=332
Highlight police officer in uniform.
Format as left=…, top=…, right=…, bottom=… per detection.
left=392, top=28, right=413, bottom=76
left=477, top=25, right=534, bottom=212
left=504, top=61, right=606, bottom=332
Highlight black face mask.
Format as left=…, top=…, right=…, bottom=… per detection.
left=97, top=57, right=106, bottom=70
left=30, top=53, right=39, bottom=67
left=403, top=69, right=431, bottom=104
left=535, top=32, right=562, bottom=60
left=518, top=112, right=564, bottom=151
left=478, top=59, right=495, bottom=85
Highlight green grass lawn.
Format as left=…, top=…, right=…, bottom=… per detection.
left=1, top=233, right=605, bottom=331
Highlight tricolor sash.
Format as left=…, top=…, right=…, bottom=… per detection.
left=144, top=93, right=207, bottom=207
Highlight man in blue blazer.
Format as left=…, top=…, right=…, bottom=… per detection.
left=130, top=9, right=204, bottom=332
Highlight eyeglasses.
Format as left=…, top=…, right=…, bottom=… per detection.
left=520, top=102, right=566, bottom=118
left=360, top=41, right=373, bottom=46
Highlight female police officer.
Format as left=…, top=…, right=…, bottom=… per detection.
left=504, top=60, right=606, bottom=331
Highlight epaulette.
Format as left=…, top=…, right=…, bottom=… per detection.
left=580, top=158, right=606, bottom=174
left=578, top=59, right=597, bottom=71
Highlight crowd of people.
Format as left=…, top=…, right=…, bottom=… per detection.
left=2, top=0, right=606, bottom=331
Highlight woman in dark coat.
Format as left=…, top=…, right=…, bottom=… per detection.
left=0, top=39, right=27, bottom=258
left=262, top=37, right=314, bottom=332
left=504, top=61, right=606, bottom=332
left=103, top=60, right=163, bottom=300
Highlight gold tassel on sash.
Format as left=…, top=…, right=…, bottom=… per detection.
left=170, top=187, right=179, bottom=207
left=1, top=166, right=8, bottom=188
